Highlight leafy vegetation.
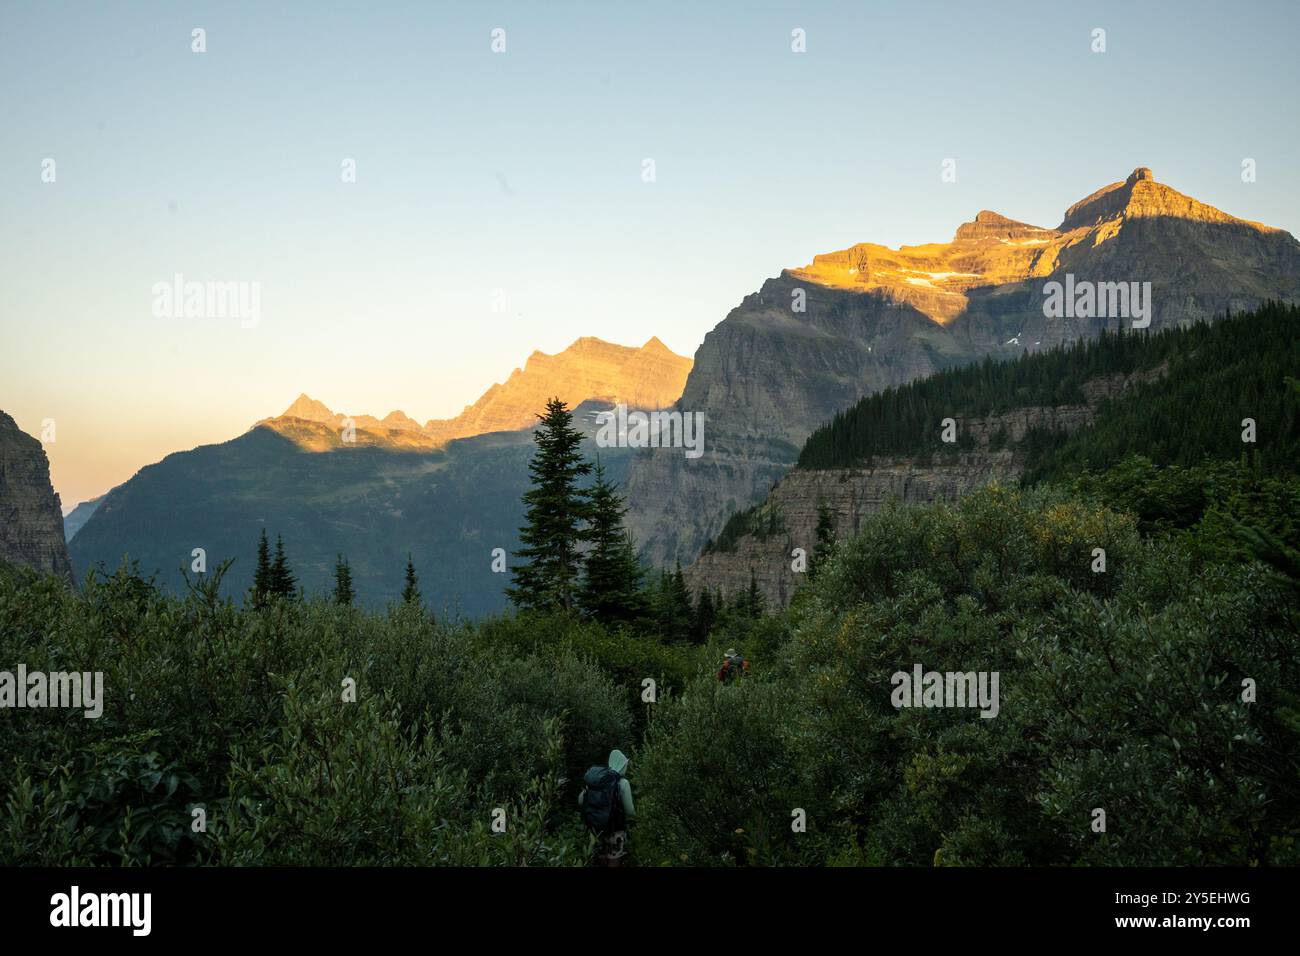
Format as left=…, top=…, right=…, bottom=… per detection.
left=0, top=563, right=628, bottom=865
left=7, top=304, right=1298, bottom=866
left=6, top=453, right=1295, bottom=865
left=635, top=478, right=1300, bottom=866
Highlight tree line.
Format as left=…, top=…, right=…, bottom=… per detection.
left=797, top=302, right=1300, bottom=471
left=248, top=529, right=422, bottom=613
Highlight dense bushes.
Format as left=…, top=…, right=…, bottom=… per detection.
left=0, top=563, right=628, bottom=865
left=475, top=612, right=706, bottom=735
left=4, top=464, right=1297, bottom=866
left=631, top=482, right=1300, bottom=866
left=636, top=679, right=808, bottom=866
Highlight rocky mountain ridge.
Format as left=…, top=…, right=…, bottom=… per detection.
left=624, top=168, right=1300, bottom=568
left=260, top=336, right=692, bottom=451
left=0, top=411, right=74, bottom=582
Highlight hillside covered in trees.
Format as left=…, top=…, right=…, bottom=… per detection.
left=797, top=302, right=1300, bottom=474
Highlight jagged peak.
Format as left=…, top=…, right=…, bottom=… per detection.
left=280, top=393, right=337, bottom=422
left=524, top=338, right=611, bottom=364
left=266, top=334, right=690, bottom=449
left=1058, top=167, right=1277, bottom=233
left=562, top=335, right=651, bottom=358
left=526, top=335, right=687, bottom=364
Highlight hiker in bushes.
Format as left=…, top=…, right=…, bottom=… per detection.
left=579, top=749, right=635, bottom=865
left=717, top=648, right=749, bottom=683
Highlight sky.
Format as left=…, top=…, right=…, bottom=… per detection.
left=2, top=0, right=1299, bottom=511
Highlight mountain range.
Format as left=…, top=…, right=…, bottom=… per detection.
left=623, top=168, right=1300, bottom=567
left=12, top=166, right=1300, bottom=614
left=256, top=336, right=690, bottom=451
left=65, top=337, right=690, bottom=614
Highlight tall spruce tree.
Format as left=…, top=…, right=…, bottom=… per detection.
left=654, top=563, right=693, bottom=641
left=333, top=554, right=354, bottom=606
left=809, top=502, right=837, bottom=581
left=507, top=398, right=592, bottom=612
left=269, top=534, right=296, bottom=599
left=578, top=462, right=644, bottom=623
left=252, top=529, right=272, bottom=608
left=402, top=554, right=421, bottom=606
left=691, top=587, right=716, bottom=643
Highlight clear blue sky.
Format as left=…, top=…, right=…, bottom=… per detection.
left=2, top=0, right=1298, bottom=508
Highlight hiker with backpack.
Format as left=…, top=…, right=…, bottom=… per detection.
left=578, top=749, right=635, bottom=866
left=717, top=648, right=749, bottom=683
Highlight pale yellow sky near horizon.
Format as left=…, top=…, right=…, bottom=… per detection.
left=6, top=332, right=697, bottom=514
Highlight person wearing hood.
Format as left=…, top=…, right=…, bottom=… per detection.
left=717, top=648, right=749, bottom=683
left=578, top=749, right=636, bottom=864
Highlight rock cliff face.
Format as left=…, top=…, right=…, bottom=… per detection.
left=682, top=368, right=1165, bottom=606
left=259, top=336, right=692, bottom=451
left=0, top=411, right=73, bottom=582
left=686, top=455, right=1019, bottom=607
left=625, top=168, right=1300, bottom=567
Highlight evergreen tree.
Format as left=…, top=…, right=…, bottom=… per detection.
left=507, top=398, right=592, bottom=613
left=691, top=587, right=716, bottom=643
left=578, top=462, right=645, bottom=623
left=269, top=534, right=296, bottom=599
left=402, top=554, right=421, bottom=606
left=647, top=564, right=691, bottom=639
left=333, top=554, right=354, bottom=606
left=665, top=561, right=693, bottom=641
left=252, top=529, right=271, bottom=608
left=809, top=502, right=837, bottom=581
left=650, top=565, right=692, bottom=641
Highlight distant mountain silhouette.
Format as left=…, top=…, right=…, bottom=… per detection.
left=63, top=494, right=105, bottom=542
